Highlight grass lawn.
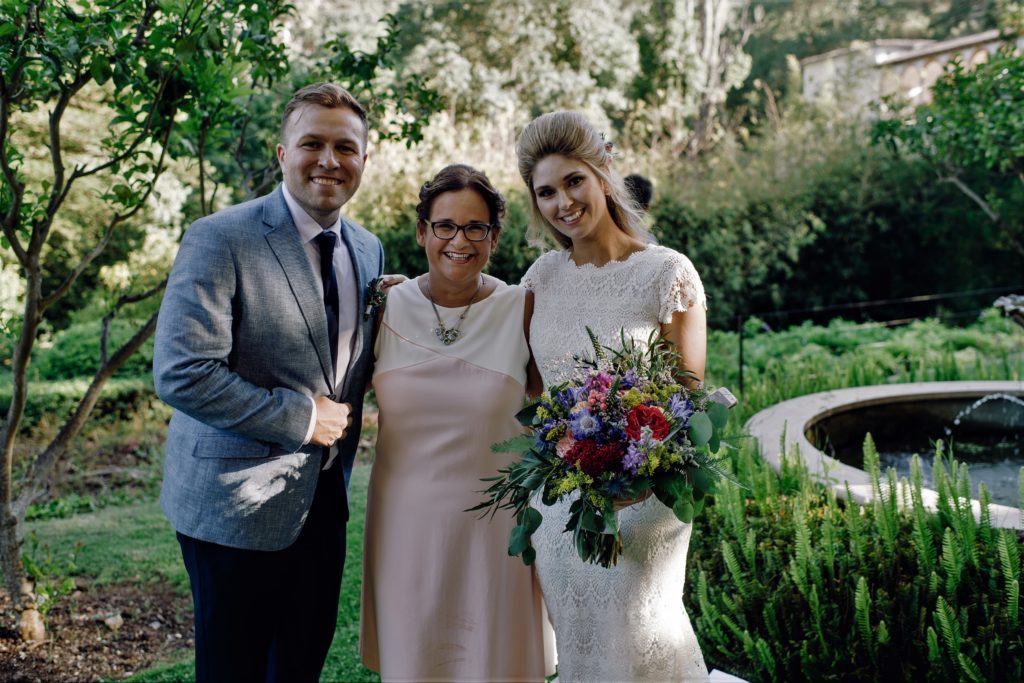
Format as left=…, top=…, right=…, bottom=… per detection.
left=27, top=463, right=380, bottom=683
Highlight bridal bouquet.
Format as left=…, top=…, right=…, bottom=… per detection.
left=470, top=329, right=738, bottom=568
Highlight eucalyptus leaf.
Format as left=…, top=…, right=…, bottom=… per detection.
left=519, top=507, right=543, bottom=534
left=707, top=401, right=729, bottom=429
left=688, top=411, right=713, bottom=446
left=653, top=472, right=692, bottom=509
left=508, top=525, right=531, bottom=556
left=515, top=400, right=541, bottom=426
left=522, top=546, right=536, bottom=566
left=709, top=432, right=721, bottom=454
left=673, top=494, right=695, bottom=524
left=691, top=467, right=716, bottom=496
left=580, top=506, right=604, bottom=533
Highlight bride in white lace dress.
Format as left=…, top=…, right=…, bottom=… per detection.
left=517, top=111, right=709, bottom=682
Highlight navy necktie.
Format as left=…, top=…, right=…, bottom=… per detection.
left=315, top=230, right=340, bottom=374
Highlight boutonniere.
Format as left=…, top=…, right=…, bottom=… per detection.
left=363, top=277, right=388, bottom=321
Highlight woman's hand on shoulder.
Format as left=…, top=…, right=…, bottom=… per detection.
left=379, top=274, right=407, bottom=290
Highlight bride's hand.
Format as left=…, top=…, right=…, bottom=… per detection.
left=613, top=489, right=653, bottom=512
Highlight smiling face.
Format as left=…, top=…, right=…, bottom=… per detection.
left=531, top=153, right=613, bottom=245
left=276, top=104, right=367, bottom=227
left=416, top=188, right=499, bottom=288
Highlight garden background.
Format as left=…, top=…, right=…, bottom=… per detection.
left=1, top=1, right=1022, bottom=681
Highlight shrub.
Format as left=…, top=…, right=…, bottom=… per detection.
left=689, top=438, right=1024, bottom=681
left=0, top=377, right=156, bottom=432
left=31, top=318, right=155, bottom=381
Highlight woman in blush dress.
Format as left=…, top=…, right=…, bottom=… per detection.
left=516, top=111, right=710, bottom=682
left=359, top=164, right=551, bottom=682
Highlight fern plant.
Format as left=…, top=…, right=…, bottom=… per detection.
left=688, top=436, right=1024, bottom=682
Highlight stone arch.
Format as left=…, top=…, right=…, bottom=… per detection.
left=921, top=60, right=944, bottom=103
left=900, top=64, right=921, bottom=103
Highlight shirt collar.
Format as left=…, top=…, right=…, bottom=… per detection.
left=281, top=184, right=341, bottom=243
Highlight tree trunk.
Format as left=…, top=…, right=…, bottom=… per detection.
left=0, top=503, right=22, bottom=604
left=0, top=265, right=44, bottom=604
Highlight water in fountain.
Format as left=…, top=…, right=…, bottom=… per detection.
left=944, top=393, right=1024, bottom=436
left=877, top=393, right=1024, bottom=506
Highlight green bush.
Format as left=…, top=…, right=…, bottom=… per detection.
left=689, top=439, right=1023, bottom=682
left=0, top=377, right=156, bottom=432
left=31, top=318, right=155, bottom=381
left=652, top=129, right=1021, bottom=327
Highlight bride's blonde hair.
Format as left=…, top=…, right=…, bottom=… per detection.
left=515, top=111, right=651, bottom=249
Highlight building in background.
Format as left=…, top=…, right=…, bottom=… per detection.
left=801, top=29, right=1024, bottom=110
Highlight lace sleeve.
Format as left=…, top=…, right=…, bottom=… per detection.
left=520, top=250, right=561, bottom=291
left=658, top=250, right=707, bottom=323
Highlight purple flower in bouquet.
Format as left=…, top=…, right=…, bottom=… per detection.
left=623, top=443, right=647, bottom=475
left=570, top=409, right=602, bottom=439
left=623, top=428, right=658, bottom=475
left=668, top=394, right=694, bottom=426
left=619, top=369, right=638, bottom=389
left=555, top=386, right=584, bottom=410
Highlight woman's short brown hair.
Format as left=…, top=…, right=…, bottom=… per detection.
left=416, top=164, right=507, bottom=229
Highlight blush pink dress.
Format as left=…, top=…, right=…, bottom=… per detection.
left=359, top=277, right=552, bottom=682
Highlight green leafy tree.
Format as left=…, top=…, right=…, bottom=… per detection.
left=873, top=43, right=1024, bottom=260
left=0, top=0, right=440, bottom=640
left=0, top=0, right=292, bottom=638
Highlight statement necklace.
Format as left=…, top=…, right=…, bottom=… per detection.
left=426, top=276, right=484, bottom=345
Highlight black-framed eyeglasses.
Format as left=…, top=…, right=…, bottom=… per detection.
left=428, top=221, right=494, bottom=242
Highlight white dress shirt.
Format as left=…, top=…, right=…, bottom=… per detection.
left=281, top=185, right=357, bottom=467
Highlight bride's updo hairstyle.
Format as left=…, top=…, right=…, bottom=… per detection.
left=516, top=111, right=650, bottom=249
left=416, top=163, right=507, bottom=229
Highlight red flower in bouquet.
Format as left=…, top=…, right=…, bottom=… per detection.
left=625, top=405, right=670, bottom=441
left=566, top=439, right=627, bottom=477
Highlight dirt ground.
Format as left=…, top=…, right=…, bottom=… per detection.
left=0, top=581, right=192, bottom=682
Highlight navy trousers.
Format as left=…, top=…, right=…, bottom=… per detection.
left=177, top=462, right=347, bottom=683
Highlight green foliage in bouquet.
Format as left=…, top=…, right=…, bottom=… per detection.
left=690, top=436, right=1024, bottom=682
left=470, top=328, right=736, bottom=568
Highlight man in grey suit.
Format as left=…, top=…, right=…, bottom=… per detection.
left=154, top=83, right=383, bottom=682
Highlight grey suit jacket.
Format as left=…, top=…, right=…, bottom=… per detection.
left=154, top=186, right=383, bottom=551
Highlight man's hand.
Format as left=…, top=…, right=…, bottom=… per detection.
left=311, top=397, right=352, bottom=447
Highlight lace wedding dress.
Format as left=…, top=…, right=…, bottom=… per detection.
left=522, top=245, right=709, bottom=682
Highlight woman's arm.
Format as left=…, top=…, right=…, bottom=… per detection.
left=660, top=303, right=707, bottom=387
left=524, top=290, right=543, bottom=398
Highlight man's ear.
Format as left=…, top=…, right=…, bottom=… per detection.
left=275, top=144, right=285, bottom=166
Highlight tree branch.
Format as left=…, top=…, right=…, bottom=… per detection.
left=13, top=309, right=161, bottom=520
left=132, top=0, right=159, bottom=48
left=40, top=125, right=173, bottom=312
left=0, top=75, right=28, bottom=266
left=100, top=279, right=167, bottom=364
left=31, top=70, right=94, bottom=255
left=942, top=174, right=1024, bottom=258
left=70, top=71, right=175, bottom=181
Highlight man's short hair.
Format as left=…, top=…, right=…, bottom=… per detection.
left=623, top=173, right=654, bottom=212
left=280, top=83, right=368, bottom=148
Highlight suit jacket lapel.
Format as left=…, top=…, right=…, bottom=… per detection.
left=262, top=188, right=335, bottom=391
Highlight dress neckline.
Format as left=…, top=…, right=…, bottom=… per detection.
left=564, top=244, right=652, bottom=270
left=411, top=275, right=505, bottom=310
